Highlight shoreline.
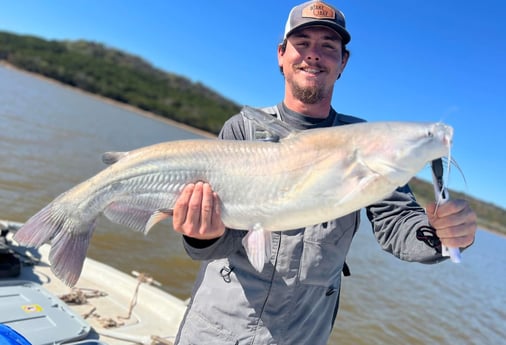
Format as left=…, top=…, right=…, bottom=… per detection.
left=482, top=227, right=506, bottom=239
left=0, top=61, right=217, bottom=139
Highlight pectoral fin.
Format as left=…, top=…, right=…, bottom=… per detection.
left=241, top=223, right=271, bottom=272
left=145, top=209, right=173, bottom=233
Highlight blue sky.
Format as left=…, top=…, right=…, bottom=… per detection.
left=1, top=1, right=505, bottom=209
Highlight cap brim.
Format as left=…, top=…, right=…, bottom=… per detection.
left=286, top=22, right=351, bottom=44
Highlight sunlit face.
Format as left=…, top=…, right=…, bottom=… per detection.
left=278, top=26, right=348, bottom=104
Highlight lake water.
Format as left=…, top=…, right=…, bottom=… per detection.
left=1, top=64, right=504, bottom=345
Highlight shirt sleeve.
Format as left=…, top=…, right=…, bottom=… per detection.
left=366, top=184, right=446, bottom=264
left=182, top=229, right=246, bottom=260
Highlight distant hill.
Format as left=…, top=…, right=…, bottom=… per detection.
left=409, top=179, right=505, bottom=235
left=0, top=31, right=241, bottom=134
left=1, top=30, right=504, bottom=235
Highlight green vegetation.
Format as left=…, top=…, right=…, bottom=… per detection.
left=1, top=31, right=504, bottom=235
left=409, top=179, right=506, bottom=235
left=0, top=31, right=240, bottom=134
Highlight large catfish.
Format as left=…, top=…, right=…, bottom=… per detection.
left=14, top=106, right=452, bottom=286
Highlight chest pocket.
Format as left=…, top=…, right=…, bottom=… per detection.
left=298, top=212, right=359, bottom=287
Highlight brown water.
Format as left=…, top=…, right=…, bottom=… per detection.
left=1, top=64, right=504, bottom=345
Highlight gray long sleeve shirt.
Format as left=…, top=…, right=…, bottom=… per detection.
left=175, top=103, right=444, bottom=345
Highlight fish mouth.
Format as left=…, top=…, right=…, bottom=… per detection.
left=433, top=122, right=453, bottom=148
left=444, top=134, right=452, bottom=147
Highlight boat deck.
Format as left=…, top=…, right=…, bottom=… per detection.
left=1, top=221, right=188, bottom=345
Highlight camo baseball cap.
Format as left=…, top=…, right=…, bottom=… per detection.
left=284, top=1, right=351, bottom=44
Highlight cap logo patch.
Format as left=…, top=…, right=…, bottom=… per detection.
left=302, top=2, right=336, bottom=20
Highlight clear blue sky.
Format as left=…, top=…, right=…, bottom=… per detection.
left=1, top=1, right=505, bottom=209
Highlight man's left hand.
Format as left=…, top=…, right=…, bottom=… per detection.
left=426, top=199, right=477, bottom=249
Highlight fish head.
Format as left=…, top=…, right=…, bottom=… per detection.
left=357, top=122, right=453, bottom=186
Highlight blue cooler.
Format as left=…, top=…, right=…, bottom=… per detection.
left=0, top=324, right=31, bottom=345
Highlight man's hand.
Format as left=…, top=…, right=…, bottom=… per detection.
left=426, top=199, right=477, bottom=249
left=172, top=182, right=226, bottom=240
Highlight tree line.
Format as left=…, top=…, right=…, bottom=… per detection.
left=0, top=31, right=240, bottom=134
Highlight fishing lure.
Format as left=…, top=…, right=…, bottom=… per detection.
left=431, top=158, right=462, bottom=263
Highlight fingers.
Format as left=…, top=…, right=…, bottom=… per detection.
left=187, top=181, right=205, bottom=229
left=211, top=192, right=223, bottom=229
left=172, top=183, right=195, bottom=232
left=427, top=199, right=477, bottom=248
left=200, top=183, right=214, bottom=227
left=172, top=182, right=225, bottom=240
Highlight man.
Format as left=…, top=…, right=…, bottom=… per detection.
left=172, top=1, right=477, bottom=344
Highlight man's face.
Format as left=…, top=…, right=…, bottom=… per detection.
left=278, top=26, right=348, bottom=104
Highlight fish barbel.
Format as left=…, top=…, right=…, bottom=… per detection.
left=14, top=107, right=453, bottom=286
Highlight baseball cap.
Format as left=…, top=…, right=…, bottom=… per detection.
left=284, top=1, right=351, bottom=44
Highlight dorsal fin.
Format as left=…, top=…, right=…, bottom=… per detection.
left=102, top=151, right=128, bottom=165
left=241, top=106, right=298, bottom=141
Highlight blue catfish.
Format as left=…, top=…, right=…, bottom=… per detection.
left=14, top=107, right=452, bottom=286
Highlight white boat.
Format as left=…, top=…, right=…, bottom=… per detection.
left=0, top=219, right=187, bottom=345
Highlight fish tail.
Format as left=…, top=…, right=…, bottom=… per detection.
left=13, top=203, right=96, bottom=287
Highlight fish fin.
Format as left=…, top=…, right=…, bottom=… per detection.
left=241, top=106, right=298, bottom=141
left=103, top=201, right=154, bottom=233
left=337, top=173, right=379, bottom=206
left=241, top=223, right=271, bottom=272
left=103, top=201, right=173, bottom=234
left=145, top=209, right=173, bottom=233
left=49, top=219, right=96, bottom=287
left=102, top=151, right=128, bottom=165
left=13, top=203, right=97, bottom=287
left=14, top=203, right=62, bottom=247
left=331, top=153, right=382, bottom=206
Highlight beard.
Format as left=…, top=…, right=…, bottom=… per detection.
left=291, top=82, right=325, bottom=104
left=288, top=74, right=329, bottom=104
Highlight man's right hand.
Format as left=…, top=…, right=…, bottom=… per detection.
left=172, top=182, right=226, bottom=240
